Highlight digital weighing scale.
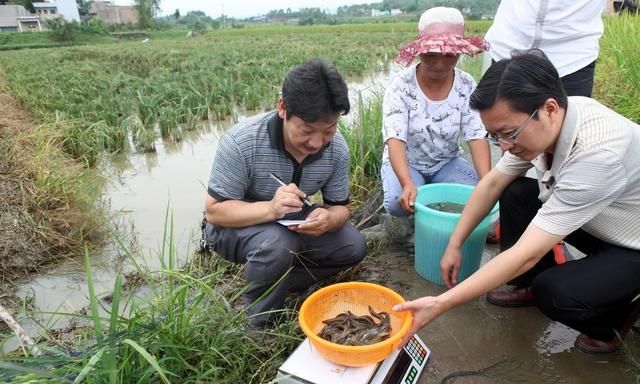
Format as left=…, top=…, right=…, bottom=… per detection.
left=277, top=335, right=430, bottom=384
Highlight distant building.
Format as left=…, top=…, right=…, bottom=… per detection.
left=0, top=5, right=43, bottom=31
left=34, top=0, right=80, bottom=22
left=370, top=9, right=401, bottom=17
left=370, top=9, right=389, bottom=17
left=88, top=1, right=138, bottom=25
left=0, top=0, right=79, bottom=32
left=33, top=2, right=58, bottom=19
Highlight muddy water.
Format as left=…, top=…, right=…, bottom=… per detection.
left=4, top=120, right=234, bottom=353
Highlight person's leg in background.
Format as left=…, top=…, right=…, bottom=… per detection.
left=380, top=161, right=427, bottom=243
left=430, top=156, right=479, bottom=186
left=487, top=177, right=615, bottom=308
left=381, top=160, right=426, bottom=216
left=561, top=61, right=596, bottom=97
left=486, top=177, right=555, bottom=305
left=490, top=59, right=595, bottom=98
left=533, top=242, right=640, bottom=353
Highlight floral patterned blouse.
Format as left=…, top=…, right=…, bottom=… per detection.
left=382, top=64, right=486, bottom=175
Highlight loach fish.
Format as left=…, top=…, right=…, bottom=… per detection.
left=427, top=202, right=466, bottom=213
left=317, top=306, right=392, bottom=346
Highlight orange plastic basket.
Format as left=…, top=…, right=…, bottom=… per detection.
left=298, top=282, right=413, bottom=367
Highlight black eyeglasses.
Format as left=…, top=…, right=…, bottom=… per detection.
left=486, top=109, right=538, bottom=146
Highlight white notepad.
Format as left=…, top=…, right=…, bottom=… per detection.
left=277, top=217, right=318, bottom=226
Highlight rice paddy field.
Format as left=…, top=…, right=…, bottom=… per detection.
left=0, top=16, right=639, bottom=383
left=0, top=24, right=419, bottom=167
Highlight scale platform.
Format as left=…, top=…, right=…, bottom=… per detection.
left=277, top=335, right=430, bottom=384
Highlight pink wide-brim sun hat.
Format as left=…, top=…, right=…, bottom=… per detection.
left=395, top=7, right=489, bottom=67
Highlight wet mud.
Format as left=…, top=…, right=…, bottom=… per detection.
left=357, top=241, right=639, bottom=384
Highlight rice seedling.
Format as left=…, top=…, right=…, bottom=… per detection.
left=0, top=24, right=419, bottom=163
left=0, top=21, right=494, bottom=165
left=126, top=115, right=157, bottom=152
left=339, top=90, right=384, bottom=209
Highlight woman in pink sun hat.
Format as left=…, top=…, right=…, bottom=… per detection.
left=395, top=7, right=489, bottom=66
left=381, top=7, right=492, bottom=219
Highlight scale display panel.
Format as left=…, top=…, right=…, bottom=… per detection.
left=370, top=335, right=429, bottom=384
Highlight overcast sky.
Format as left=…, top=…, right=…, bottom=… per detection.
left=114, top=0, right=369, bottom=19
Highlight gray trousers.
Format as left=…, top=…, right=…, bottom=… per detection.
left=206, top=220, right=367, bottom=326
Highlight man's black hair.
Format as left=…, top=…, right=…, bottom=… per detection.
left=281, top=59, right=350, bottom=122
left=470, top=49, right=568, bottom=115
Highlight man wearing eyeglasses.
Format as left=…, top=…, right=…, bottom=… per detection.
left=394, top=50, right=640, bottom=355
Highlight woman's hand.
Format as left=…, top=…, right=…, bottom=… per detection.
left=399, top=183, right=417, bottom=214
left=440, top=244, right=463, bottom=288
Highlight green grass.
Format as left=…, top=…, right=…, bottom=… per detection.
left=339, top=91, right=384, bottom=208
left=0, top=106, right=104, bottom=279
left=0, top=213, right=302, bottom=383
left=595, top=14, right=640, bottom=122
left=0, top=30, right=116, bottom=51
left=0, top=25, right=413, bottom=166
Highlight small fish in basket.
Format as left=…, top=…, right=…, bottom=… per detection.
left=318, top=305, right=391, bottom=346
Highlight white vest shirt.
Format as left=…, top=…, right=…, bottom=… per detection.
left=485, top=0, right=606, bottom=77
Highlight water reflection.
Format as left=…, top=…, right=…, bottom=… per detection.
left=536, top=321, right=579, bottom=355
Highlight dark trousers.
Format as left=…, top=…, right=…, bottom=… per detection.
left=491, top=59, right=596, bottom=97
left=206, top=218, right=366, bottom=326
left=500, top=177, right=640, bottom=340
left=561, top=60, right=596, bottom=97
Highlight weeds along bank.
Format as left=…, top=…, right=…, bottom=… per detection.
left=596, top=14, right=640, bottom=122
left=0, top=83, right=103, bottom=288
left=0, top=232, right=305, bottom=383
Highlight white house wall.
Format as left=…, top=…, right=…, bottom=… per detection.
left=55, top=0, right=80, bottom=22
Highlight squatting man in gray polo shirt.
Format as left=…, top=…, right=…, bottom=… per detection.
left=204, top=59, right=367, bottom=327
left=394, top=50, right=640, bottom=355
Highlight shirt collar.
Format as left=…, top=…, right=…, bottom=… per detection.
left=551, top=97, right=581, bottom=177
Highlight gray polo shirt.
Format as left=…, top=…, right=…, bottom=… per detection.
left=496, top=97, right=640, bottom=250
left=207, top=111, right=350, bottom=206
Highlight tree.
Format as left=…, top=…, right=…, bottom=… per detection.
left=134, top=0, right=160, bottom=29
left=173, top=8, right=180, bottom=19
left=47, top=17, right=79, bottom=41
left=76, top=0, right=90, bottom=16
left=14, top=0, right=35, bottom=13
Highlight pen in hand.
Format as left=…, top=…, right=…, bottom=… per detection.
left=269, top=172, right=312, bottom=207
